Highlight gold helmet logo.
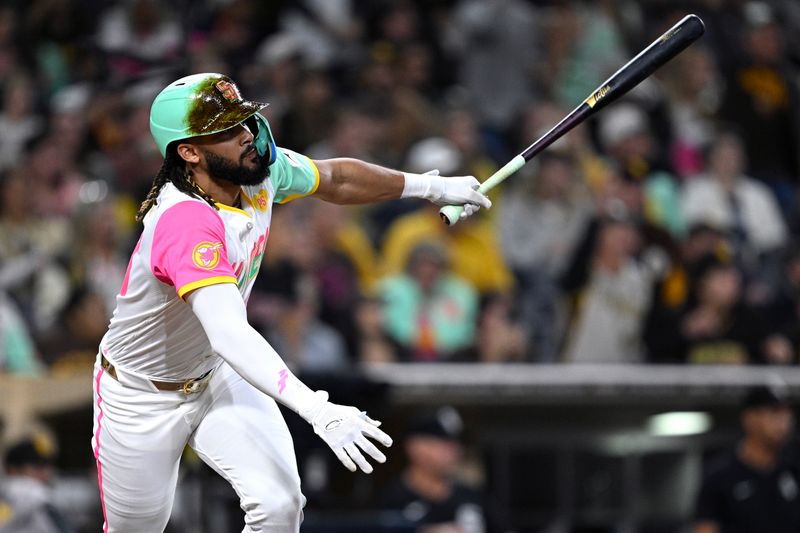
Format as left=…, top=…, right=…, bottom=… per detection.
left=215, top=80, right=242, bottom=103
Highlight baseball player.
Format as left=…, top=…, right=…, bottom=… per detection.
left=91, top=72, right=490, bottom=533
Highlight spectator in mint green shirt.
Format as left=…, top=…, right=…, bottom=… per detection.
left=378, top=241, right=477, bottom=361
left=0, top=292, right=42, bottom=376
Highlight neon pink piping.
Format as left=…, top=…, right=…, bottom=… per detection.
left=93, top=368, right=109, bottom=532
left=119, top=237, right=142, bottom=297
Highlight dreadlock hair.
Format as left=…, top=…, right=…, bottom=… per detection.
left=136, top=145, right=218, bottom=222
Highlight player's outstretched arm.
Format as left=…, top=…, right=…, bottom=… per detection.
left=312, top=158, right=491, bottom=220
left=187, top=282, right=392, bottom=473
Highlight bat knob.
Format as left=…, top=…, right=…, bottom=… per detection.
left=439, top=205, right=463, bottom=226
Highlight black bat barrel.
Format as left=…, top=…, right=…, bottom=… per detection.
left=586, top=14, right=705, bottom=113
left=518, top=14, right=705, bottom=164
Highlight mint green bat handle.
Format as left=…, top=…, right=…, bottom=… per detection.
left=439, top=155, right=526, bottom=226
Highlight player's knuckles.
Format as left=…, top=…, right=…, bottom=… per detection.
left=465, top=192, right=483, bottom=206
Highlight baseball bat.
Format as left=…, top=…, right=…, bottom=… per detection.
left=440, top=13, right=705, bottom=226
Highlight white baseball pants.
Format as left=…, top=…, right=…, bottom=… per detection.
left=91, top=359, right=304, bottom=532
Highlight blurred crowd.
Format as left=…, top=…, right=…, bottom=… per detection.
left=2, top=1, right=800, bottom=531
left=1, top=0, right=800, bottom=378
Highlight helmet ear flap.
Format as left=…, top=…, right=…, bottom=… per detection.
left=246, top=114, right=277, bottom=166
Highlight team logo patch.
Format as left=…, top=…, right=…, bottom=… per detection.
left=254, top=189, right=269, bottom=211
left=192, top=241, right=224, bottom=269
left=215, top=80, right=242, bottom=103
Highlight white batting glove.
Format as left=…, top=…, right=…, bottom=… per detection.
left=460, top=204, right=480, bottom=220
left=402, top=170, right=491, bottom=213
left=301, top=391, right=393, bottom=474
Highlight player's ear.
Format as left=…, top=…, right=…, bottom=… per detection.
left=175, top=142, right=201, bottom=164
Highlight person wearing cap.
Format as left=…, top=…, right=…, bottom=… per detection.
left=0, top=437, right=72, bottom=533
left=379, top=407, right=486, bottom=533
left=92, top=72, right=491, bottom=533
left=693, top=385, right=800, bottom=533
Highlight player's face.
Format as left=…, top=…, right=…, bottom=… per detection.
left=760, top=406, right=794, bottom=448
left=195, top=124, right=268, bottom=186
left=406, top=436, right=462, bottom=478
left=745, top=405, right=794, bottom=450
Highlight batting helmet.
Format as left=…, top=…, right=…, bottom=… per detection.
left=149, top=73, right=277, bottom=165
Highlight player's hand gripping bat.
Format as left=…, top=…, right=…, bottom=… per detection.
left=439, top=14, right=705, bottom=226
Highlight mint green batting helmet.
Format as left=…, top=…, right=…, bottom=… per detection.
left=149, top=73, right=275, bottom=161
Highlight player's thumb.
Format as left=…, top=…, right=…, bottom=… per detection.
left=468, top=189, right=492, bottom=209
left=361, top=412, right=381, bottom=427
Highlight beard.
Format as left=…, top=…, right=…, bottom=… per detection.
left=202, top=148, right=268, bottom=186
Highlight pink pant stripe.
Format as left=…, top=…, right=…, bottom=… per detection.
left=94, top=368, right=109, bottom=533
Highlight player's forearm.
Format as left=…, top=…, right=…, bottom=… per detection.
left=312, top=158, right=491, bottom=215
left=313, top=158, right=405, bottom=204
left=187, top=283, right=326, bottom=420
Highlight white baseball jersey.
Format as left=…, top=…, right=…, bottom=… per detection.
left=99, top=147, right=319, bottom=381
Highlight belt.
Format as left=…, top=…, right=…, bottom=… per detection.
left=100, top=354, right=213, bottom=395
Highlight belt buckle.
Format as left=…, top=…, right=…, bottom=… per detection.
left=182, top=379, right=203, bottom=395
left=181, top=372, right=211, bottom=395
left=101, top=355, right=118, bottom=380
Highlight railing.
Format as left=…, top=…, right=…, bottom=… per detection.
left=2, top=363, right=797, bottom=442
left=361, top=363, right=800, bottom=405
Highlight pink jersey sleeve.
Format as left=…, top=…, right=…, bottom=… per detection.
left=151, top=201, right=237, bottom=299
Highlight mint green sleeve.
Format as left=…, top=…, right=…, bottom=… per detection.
left=644, top=172, right=686, bottom=237
left=269, top=147, right=321, bottom=204
left=1, top=305, right=43, bottom=376
left=378, top=276, right=420, bottom=346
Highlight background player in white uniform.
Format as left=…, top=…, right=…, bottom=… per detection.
left=91, top=72, right=491, bottom=533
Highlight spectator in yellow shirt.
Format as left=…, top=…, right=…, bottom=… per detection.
left=380, top=207, right=513, bottom=295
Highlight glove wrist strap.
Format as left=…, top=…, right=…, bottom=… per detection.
left=299, top=390, right=329, bottom=424
left=401, top=172, right=435, bottom=200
